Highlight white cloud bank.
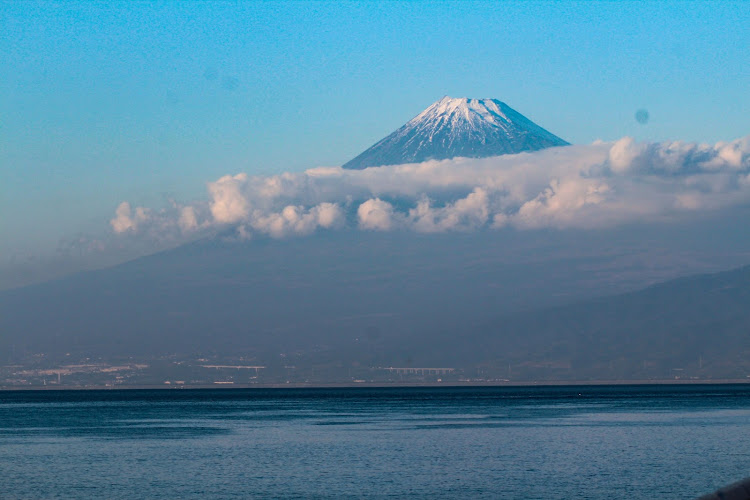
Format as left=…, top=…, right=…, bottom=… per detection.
left=111, top=136, right=750, bottom=240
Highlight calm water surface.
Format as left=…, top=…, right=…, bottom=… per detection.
left=1, top=385, right=749, bottom=499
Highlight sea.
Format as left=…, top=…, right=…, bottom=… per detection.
left=1, top=385, right=749, bottom=499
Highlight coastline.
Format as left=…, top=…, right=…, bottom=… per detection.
left=2, top=378, right=749, bottom=391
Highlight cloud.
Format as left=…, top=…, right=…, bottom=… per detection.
left=409, top=188, right=490, bottom=232
left=111, top=135, right=750, bottom=241
left=358, top=198, right=396, bottom=231
left=515, top=179, right=610, bottom=229
left=245, top=202, right=345, bottom=238
left=178, top=206, right=199, bottom=232
left=208, top=173, right=250, bottom=224
left=110, top=202, right=151, bottom=233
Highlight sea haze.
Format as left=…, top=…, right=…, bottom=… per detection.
left=1, top=385, right=748, bottom=499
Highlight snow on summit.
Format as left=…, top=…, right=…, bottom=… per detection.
left=342, top=96, right=569, bottom=170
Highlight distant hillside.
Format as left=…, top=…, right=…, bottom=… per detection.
left=0, top=230, right=638, bottom=361
left=427, top=265, right=750, bottom=380
left=2, top=220, right=750, bottom=381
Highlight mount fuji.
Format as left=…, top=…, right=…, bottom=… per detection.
left=342, top=96, right=569, bottom=170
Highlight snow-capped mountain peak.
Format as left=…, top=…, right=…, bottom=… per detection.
left=342, top=96, right=569, bottom=170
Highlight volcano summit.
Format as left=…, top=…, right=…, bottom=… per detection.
left=342, top=96, right=569, bottom=170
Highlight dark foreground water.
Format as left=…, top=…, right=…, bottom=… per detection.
left=1, top=385, right=749, bottom=499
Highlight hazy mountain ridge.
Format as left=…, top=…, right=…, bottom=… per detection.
left=342, top=96, right=569, bottom=169
left=432, top=265, right=750, bottom=380
left=3, top=221, right=750, bottom=382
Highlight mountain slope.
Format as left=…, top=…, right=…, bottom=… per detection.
left=3, top=216, right=750, bottom=380
left=424, top=265, right=750, bottom=380
left=342, top=96, right=569, bottom=170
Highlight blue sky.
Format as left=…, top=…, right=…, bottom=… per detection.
left=1, top=0, right=749, bottom=266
